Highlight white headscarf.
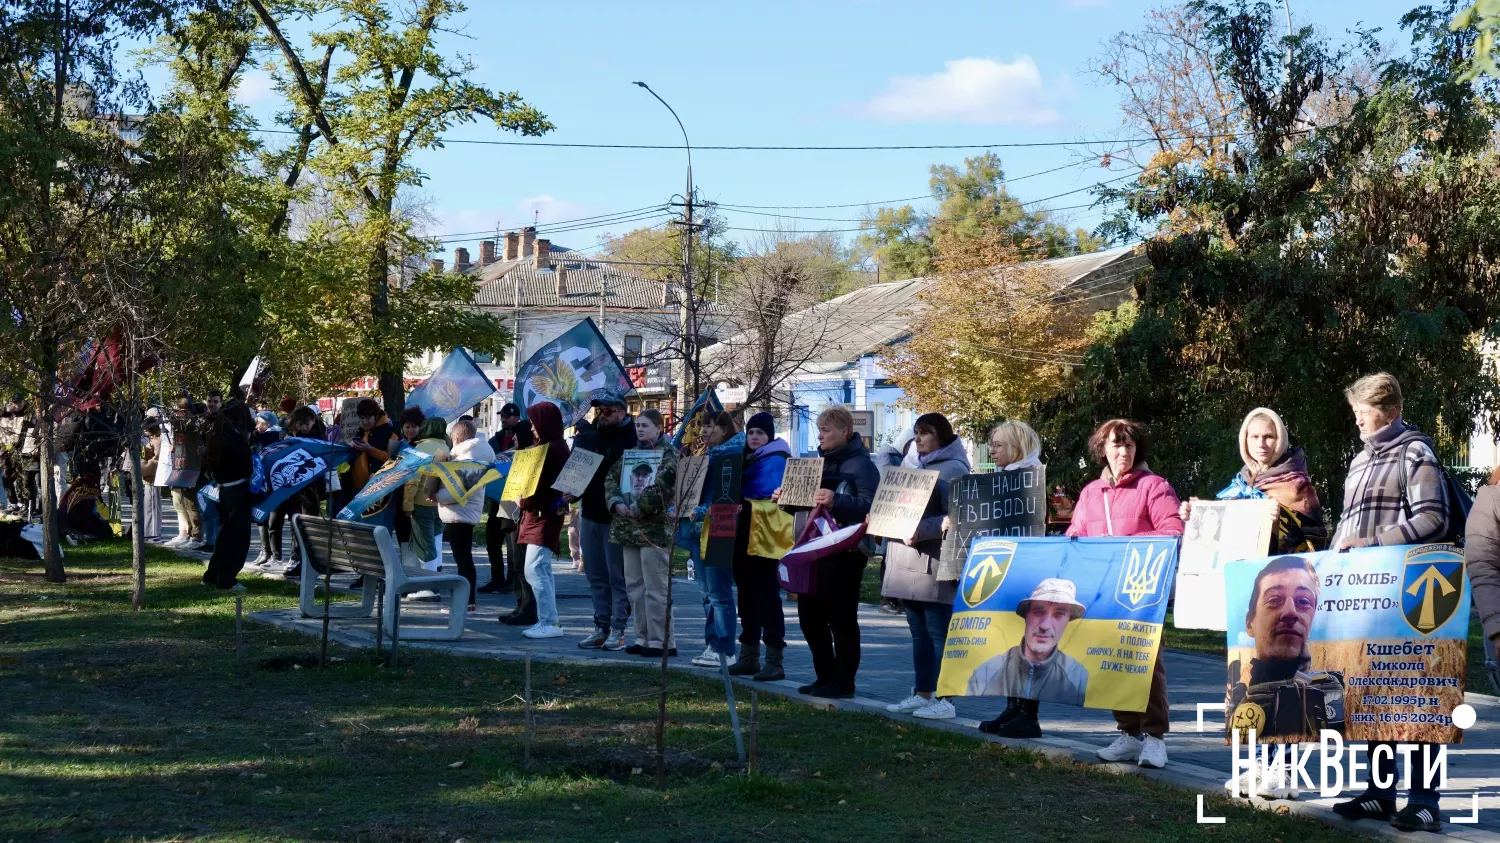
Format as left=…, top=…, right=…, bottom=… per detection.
left=1238, top=407, right=1289, bottom=474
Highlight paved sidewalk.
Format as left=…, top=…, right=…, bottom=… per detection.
left=154, top=506, right=1500, bottom=839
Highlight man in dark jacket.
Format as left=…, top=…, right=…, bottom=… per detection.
left=486, top=403, right=537, bottom=622
left=790, top=405, right=880, bottom=698
left=570, top=391, right=638, bottom=650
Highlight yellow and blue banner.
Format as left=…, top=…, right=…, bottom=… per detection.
left=418, top=459, right=508, bottom=507
left=407, top=347, right=497, bottom=424
left=1223, top=544, right=1468, bottom=744
left=513, top=319, right=634, bottom=428
left=936, top=535, right=1178, bottom=712
left=336, top=448, right=435, bottom=526
left=250, top=437, right=355, bottom=523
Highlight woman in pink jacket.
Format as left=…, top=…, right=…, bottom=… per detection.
left=1067, top=419, right=1184, bottom=769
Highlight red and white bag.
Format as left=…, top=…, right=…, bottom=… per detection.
left=777, top=505, right=869, bottom=596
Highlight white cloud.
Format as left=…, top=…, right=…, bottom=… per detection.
left=516, top=194, right=600, bottom=226
left=858, top=56, right=1064, bottom=126
left=234, top=69, right=276, bottom=105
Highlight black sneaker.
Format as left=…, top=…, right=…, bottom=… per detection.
left=639, top=647, right=677, bottom=658
left=979, top=698, right=1024, bottom=734
left=797, top=681, right=822, bottom=694
left=625, top=644, right=646, bottom=655
left=1332, top=794, right=1395, bottom=822
left=475, top=580, right=506, bottom=594
left=199, top=543, right=216, bottom=554
left=499, top=614, right=538, bottom=627
left=1390, top=803, right=1442, bottom=832
left=803, top=682, right=853, bottom=699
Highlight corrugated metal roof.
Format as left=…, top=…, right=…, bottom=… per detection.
left=467, top=245, right=674, bottom=311
left=710, top=245, right=1147, bottom=368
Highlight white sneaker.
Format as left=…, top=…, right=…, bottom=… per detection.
left=522, top=624, right=565, bottom=640
left=691, top=646, right=721, bottom=668
left=1097, top=733, right=1144, bottom=762
left=912, top=698, right=956, bottom=720
left=885, top=694, right=930, bottom=714
left=1224, top=764, right=1299, bottom=799
left=404, top=590, right=440, bottom=602
left=1137, top=735, right=1168, bottom=769
left=164, top=535, right=189, bottom=548
left=182, top=539, right=204, bottom=551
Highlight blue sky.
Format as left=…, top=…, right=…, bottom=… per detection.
left=217, top=0, right=1421, bottom=259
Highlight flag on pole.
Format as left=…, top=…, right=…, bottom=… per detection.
left=512, top=318, right=634, bottom=428
left=406, top=347, right=497, bottom=424
left=237, top=353, right=271, bottom=402
left=250, top=438, right=356, bottom=523
left=336, top=447, right=435, bottom=526
left=672, top=389, right=724, bottom=453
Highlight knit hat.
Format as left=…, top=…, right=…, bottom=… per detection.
left=1238, top=407, right=1289, bottom=473
left=746, top=412, right=775, bottom=437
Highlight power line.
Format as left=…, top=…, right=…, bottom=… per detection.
left=424, top=204, right=670, bottom=240
left=711, top=162, right=1099, bottom=211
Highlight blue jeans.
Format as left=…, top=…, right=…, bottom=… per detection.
left=905, top=600, right=954, bottom=694
left=197, top=486, right=219, bottom=545
left=580, top=517, right=628, bottom=632
left=699, top=560, right=737, bottom=656
left=524, top=543, right=559, bottom=627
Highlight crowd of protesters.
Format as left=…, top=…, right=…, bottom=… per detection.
left=6, top=367, right=1494, bottom=836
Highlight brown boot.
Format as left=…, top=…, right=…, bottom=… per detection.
left=753, top=645, right=785, bottom=681
left=727, top=642, right=760, bottom=676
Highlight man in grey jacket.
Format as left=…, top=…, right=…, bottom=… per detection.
left=966, top=578, right=1090, bottom=707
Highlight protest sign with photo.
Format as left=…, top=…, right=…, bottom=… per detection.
left=865, top=465, right=939, bottom=540
left=1223, top=544, right=1469, bottom=744
left=937, top=535, right=1178, bottom=712
left=777, top=457, right=824, bottom=509
left=552, top=449, right=605, bottom=498
left=1172, top=499, right=1278, bottom=631
left=618, top=449, right=665, bottom=506
left=673, top=455, right=710, bottom=515
left=165, top=422, right=201, bottom=488
left=937, top=466, right=1048, bottom=580
left=703, top=452, right=743, bottom=566
left=501, top=443, right=549, bottom=503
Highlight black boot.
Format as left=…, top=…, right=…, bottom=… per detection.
left=978, top=697, right=1023, bottom=734
left=995, top=698, right=1041, bottom=738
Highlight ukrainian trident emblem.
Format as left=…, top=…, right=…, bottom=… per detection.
left=1115, top=540, right=1173, bottom=612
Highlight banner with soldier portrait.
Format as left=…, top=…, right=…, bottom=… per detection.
left=936, top=535, right=1178, bottom=712
left=1223, top=544, right=1469, bottom=745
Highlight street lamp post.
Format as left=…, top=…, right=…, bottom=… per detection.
left=632, top=81, right=698, bottom=408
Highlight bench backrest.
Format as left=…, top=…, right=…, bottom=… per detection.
left=293, top=515, right=388, bottom=578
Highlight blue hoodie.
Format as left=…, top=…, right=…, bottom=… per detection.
left=743, top=438, right=791, bottom=500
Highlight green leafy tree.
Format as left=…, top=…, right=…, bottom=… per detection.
left=249, top=0, right=549, bottom=417
left=1035, top=1, right=1500, bottom=509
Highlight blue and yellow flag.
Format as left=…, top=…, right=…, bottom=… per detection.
left=672, top=389, right=723, bottom=453
left=417, top=460, right=507, bottom=507
left=407, top=347, right=497, bottom=424
left=250, top=437, right=355, bottom=523
left=513, top=319, right=634, bottom=428
left=337, top=448, right=435, bottom=526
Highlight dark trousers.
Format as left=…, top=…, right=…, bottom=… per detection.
left=487, top=505, right=532, bottom=618
left=1368, top=741, right=1441, bottom=806
left=905, top=600, right=953, bottom=694
left=448, top=522, right=476, bottom=607
left=1113, top=654, right=1170, bottom=737
left=734, top=554, right=786, bottom=649
left=205, top=482, right=252, bottom=589
left=796, top=552, right=867, bottom=688
left=267, top=499, right=302, bottom=563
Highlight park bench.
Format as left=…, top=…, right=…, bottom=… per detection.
left=292, top=514, right=470, bottom=641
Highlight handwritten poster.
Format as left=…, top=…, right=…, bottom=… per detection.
left=866, top=466, right=939, bottom=541
left=500, top=443, right=549, bottom=503
left=778, top=457, right=824, bottom=509
left=552, top=448, right=605, bottom=498
left=938, top=467, right=1048, bottom=580
left=673, top=455, right=710, bottom=515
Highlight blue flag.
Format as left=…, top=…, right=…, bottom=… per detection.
left=513, top=318, right=634, bottom=428
left=406, top=347, right=497, bottom=424
left=672, top=389, right=724, bottom=453
left=483, top=453, right=515, bottom=503
left=250, top=438, right=355, bottom=524
left=336, top=447, right=435, bottom=526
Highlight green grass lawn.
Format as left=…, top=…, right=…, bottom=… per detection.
left=0, top=540, right=1377, bottom=843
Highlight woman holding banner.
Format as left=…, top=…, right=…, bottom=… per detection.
left=518, top=402, right=571, bottom=640
left=689, top=413, right=744, bottom=669
left=1328, top=373, right=1451, bottom=833
left=1179, top=408, right=1327, bottom=554
left=1070, top=419, right=1184, bottom=770
left=881, top=413, right=971, bottom=720
left=607, top=409, right=678, bottom=656
left=774, top=405, right=880, bottom=698
left=405, top=416, right=451, bottom=572
left=975, top=420, right=1052, bottom=737
left=437, top=419, right=494, bottom=615
left=727, top=412, right=792, bottom=680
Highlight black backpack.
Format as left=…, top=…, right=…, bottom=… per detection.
left=1397, top=439, right=1473, bottom=544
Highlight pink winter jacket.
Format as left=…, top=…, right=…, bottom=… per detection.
left=1066, top=464, right=1185, bottom=538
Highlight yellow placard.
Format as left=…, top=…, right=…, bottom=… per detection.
left=500, top=443, right=548, bottom=503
